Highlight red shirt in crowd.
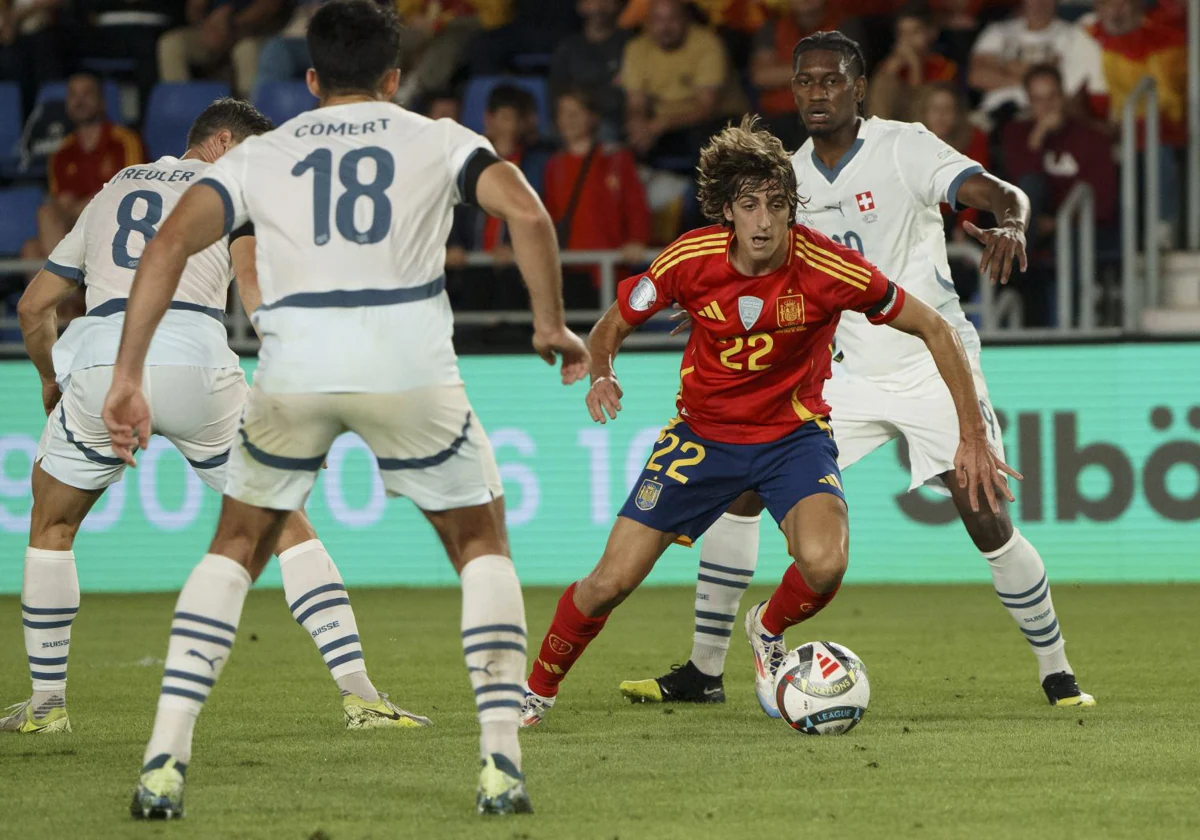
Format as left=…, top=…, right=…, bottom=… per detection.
left=543, top=144, right=651, bottom=251
left=941, top=127, right=990, bottom=232
left=49, top=122, right=145, bottom=200
left=1000, top=118, right=1118, bottom=228
left=617, top=225, right=905, bottom=444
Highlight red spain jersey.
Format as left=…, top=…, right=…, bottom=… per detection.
left=617, top=224, right=906, bottom=444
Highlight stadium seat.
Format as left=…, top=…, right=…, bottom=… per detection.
left=36, top=80, right=127, bottom=125
left=143, top=82, right=231, bottom=159
left=0, top=83, right=21, bottom=169
left=0, top=186, right=44, bottom=256
left=461, top=76, right=552, bottom=137
left=253, top=81, right=318, bottom=128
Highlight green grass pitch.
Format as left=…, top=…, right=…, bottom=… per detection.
left=2, top=583, right=1198, bottom=840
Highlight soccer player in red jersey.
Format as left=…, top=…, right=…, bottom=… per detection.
left=520, top=118, right=1019, bottom=725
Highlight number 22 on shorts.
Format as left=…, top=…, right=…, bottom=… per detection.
left=647, top=430, right=706, bottom=483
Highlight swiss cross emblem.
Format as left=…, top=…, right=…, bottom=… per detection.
left=855, top=191, right=875, bottom=212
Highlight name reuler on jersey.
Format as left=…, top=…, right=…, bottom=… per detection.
left=294, top=118, right=392, bottom=139
left=117, top=168, right=196, bottom=183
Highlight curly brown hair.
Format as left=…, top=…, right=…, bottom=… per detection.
left=696, top=115, right=798, bottom=226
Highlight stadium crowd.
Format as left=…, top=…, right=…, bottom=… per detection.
left=0, top=0, right=1190, bottom=332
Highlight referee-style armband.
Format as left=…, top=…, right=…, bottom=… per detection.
left=230, top=222, right=254, bottom=242
left=865, top=280, right=905, bottom=325
left=460, top=148, right=503, bottom=208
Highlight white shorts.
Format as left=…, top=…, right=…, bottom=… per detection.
left=827, top=363, right=1005, bottom=495
left=37, top=364, right=248, bottom=492
left=225, top=383, right=503, bottom=512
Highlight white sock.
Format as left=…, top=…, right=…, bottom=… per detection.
left=143, top=554, right=250, bottom=769
left=460, top=554, right=526, bottom=771
left=691, top=513, right=760, bottom=677
left=279, top=539, right=378, bottom=703
left=984, top=529, right=1072, bottom=681
left=23, top=547, right=79, bottom=712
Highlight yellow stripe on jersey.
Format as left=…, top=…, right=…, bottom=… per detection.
left=650, top=232, right=729, bottom=276
left=795, top=237, right=871, bottom=286
left=710, top=300, right=726, bottom=321
left=791, top=394, right=832, bottom=432
left=796, top=234, right=873, bottom=281
left=657, top=246, right=728, bottom=277
left=795, top=239, right=869, bottom=291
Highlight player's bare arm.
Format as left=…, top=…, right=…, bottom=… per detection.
left=102, top=182, right=228, bottom=465
left=229, top=235, right=262, bottom=329
left=956, top=172, right=1031, bottom=286
left=474, top=160, right=589, bottom=384
left=585, top=303, right=636, bottom=424
left=885, top=294, right=1021, bottom=513
left=17, top=269, right=78, bottom=415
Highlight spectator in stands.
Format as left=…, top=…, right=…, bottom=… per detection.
left=470, top=0, right=579, bottom=75
left=549, top=0, right=628, bottom=142
left=71, top=0, right=185, bottom=110
left=0, top=0, right=64, bottom=116
left=750, top=0, right=866, bottom=150
left=1083, top=0, right=1186, bottom=241
left=249, top=0, right=324, bottom=103
left=967, top=0, right=1103, bottom=123
left=931, top=0, right=983, bottom=74
left=423, top=88, right=461, bottom=122
left=33, top=73, right=144, bottom=260
left=999, top=64, right=1117, bottom=325
left=619, top=0, right=767, bottom=67
left=867, top=4, right=958, bottom=121
left=543, top=89, right=650, bottom=305
left=620, top=0, right=746, bottom=171
left=391, top=1, right=488, bottom=108
left=158, top=0, right=289, bottom=98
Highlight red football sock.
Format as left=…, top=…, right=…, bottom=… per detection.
left=760, top=563, right=840, bottom=636
left=526, top=583, right=610, bottom=698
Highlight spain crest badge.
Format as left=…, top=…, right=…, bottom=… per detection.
left=777, top=293, right=805, bottom=327
left=635, top=479, right=663, bottom=511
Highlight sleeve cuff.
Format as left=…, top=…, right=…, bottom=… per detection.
left=946, top=164, right=985, bottom=211
left=197, top=177, right=235, bottom=237
left=866, top=281, right=905, bottom=325
left=44, top=260, right=84, bottom=284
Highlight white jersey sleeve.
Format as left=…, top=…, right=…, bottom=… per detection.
left=442, top=118, right=495, bottom=206
left=198, top=143, right=253, bottom=235
left=895, top=126, right=984, bottom=211
left=45, top=200, right=93, bottom=284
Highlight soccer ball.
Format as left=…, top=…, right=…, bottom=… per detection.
left=773, top=641, right=870, bottom=735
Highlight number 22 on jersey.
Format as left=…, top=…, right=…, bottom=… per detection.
left=291, top=146, right=395, bottom=246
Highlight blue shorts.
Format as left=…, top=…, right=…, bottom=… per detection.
left=617, top=419, right=844, bottom=543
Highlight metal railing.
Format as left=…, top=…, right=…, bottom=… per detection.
left=1188, top=0, right=1199, bottom=251
left=1121, top=75, right=1162, bottom=330
left=1056, top=183, right=1096, bottom=330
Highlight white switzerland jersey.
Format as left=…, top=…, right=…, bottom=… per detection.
left=200, top=102, right=492, bottom=394
left=792, top=118, right=983, bottom=381
left=45, top=155, right=239, bottom=384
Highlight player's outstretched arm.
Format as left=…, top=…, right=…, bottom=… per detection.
left=103, top=182, right=228, bottom=465
left=886, top=295, right=1021, bottom=513
left=586, top=303, right=636, bottom=424
left=956, top=172, right=1031, bottom=286
left=17, top=269, right=78, bottom=415
left=473, top=160, right=588, bottom=384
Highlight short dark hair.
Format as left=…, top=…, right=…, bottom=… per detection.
left=1023, top=62, right=1064, bottom=92
left=792, top=30, right=868, bottom=79
left=486, top=84, right=528, bottom=114
left=556, top=88, right=595, bottom=114
left=697, top=115, right=799, bottom=225
left=187, top=97, right=274, bottom=148
left=896, top=0, right=935, bottom=26
left=308, top=0, right=401, bottom=96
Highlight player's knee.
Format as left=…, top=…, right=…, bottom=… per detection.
left=790, top=537, right=847, bottom=594
left=28, top=516, right=80, bottom=552
left=960, top=508, right=1013, bottom=554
